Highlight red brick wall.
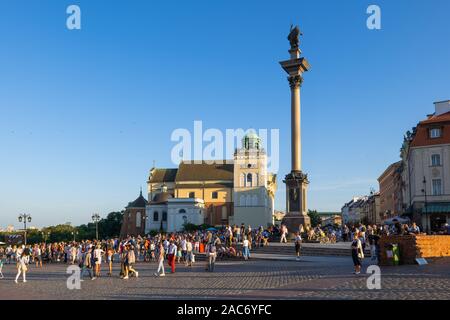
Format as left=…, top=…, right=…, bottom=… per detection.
left=379, top=235, right=450, bottom=265
left=120, top=208, right=146, bottom=238
left=204, top=202, right=233, bottom=226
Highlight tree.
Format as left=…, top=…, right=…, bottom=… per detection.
left=98, top=211, right=123, bottom=238
left=308, top=210, right=322, bottom=227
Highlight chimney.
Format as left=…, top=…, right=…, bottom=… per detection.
left=434, top=100, right=450, bottom=116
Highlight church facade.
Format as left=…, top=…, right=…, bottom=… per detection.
left=144, top=132, right=277, bottom=233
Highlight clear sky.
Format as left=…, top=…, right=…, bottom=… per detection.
left=1, top=0, right=449, bottom=228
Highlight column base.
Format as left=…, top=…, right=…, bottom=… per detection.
left=283, top=170, right=310, bottom=238
left=281, top=214, right=310, bottom=239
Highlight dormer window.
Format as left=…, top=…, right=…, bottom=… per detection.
left=430, top=128, right=442, bottom=139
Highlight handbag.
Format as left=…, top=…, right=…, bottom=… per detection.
left=358, top=246, right=365, bottom=259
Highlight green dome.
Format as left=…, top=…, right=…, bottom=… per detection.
left=244, top=131, right=259, bottom=139
left=242, top=130, right=261, bottom=150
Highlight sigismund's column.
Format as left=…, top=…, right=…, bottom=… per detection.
left=280, top=25, right=311, bottom=236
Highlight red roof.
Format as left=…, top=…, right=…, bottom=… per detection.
left=420, top=111, right=450, bottom=125
left=410, top=111, right=450, bottom=147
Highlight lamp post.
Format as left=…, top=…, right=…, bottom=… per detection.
left=71, top=230, right=79, bottom=242
left=41, top=231, right=51, bottom=243
left=92, top=213, right=100, bottom=240
left=421, top=176, right=428, bottom=233
left=142, top=215, right=149, bottom=235
left=18, top=214, right=32, bottom=245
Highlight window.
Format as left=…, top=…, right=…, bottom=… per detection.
left=251, top=195, right=258, bottom=206
left=239, top=195, right=245, bottom=206
left=432, top=179, right=442, bottom=196
left=246, top=173, right=253, bottom=187
left=179, top=209, right=186, bottom=214
left=430, top=128, right=442, bottom=138
left=162, top=211, right=167, bottom=221
left=153, top=211, right=159, bottom=222
left=221, top=207, right=227, bottom=220
left=253, top=173, right=258, bottom=186
left=136, top=212, right=141, bottom=228
left=245, top=195, right=251, bottom=206
left=431, top=154, right=441, bottom=166
left=212, top=191, right=218, bottom=199
left=188, top=192, right=195, bottom=198
left=240, top=173, right=245, bottom=187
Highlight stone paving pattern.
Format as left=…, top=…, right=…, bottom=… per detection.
left=1, top=255, right=449, bottom=300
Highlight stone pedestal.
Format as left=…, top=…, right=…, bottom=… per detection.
left=282, top=170, right=310, bottom=237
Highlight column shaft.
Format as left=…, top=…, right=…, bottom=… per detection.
left=291, top=85, right=301, bottom=172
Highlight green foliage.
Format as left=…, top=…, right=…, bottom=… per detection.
left=41, top=224, right=77, bottom=243
left=148, top=229, right=160, bottom=237
left=308, top=210, right=322, bottom=227
left=182, top=223, right=199, bottom=232
left=182, top=223, right=214, bottom=232
left=98, top=211, right=123, bottom=239
left=1, top=211, right=125, bottom=244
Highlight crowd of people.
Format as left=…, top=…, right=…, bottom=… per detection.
left=1, top=220, right=448, bottom=283
left=279, top=220, right=438, bottom=274
left=0, top=224, right=277, bottom=283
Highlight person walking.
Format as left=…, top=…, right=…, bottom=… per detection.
left=242, top=236, right=250, bottom=260
left=343, top=225, right=349, bottom=242
left=181, top=237, right=187, bottom=263
left=351, top=232, right=364, bottom=274
left=71, top=244, right=78, bottom=265
left=15, top=251, right=28, bottom=283
left=206, top=242, right=217, bottom=272
left=106, top=245, right=114, bottom=276
left=155, top=243, right=166, bottom=277
left=294, top=232, right=302, bottom=260
left=185, top=238, right=193, bottom=267
left=81, top=248, right=95, bottom=280
left=93, top=244, right=104, bottom=278
left=33, top=244, right=42, bottom=268
left=150, top=241, right=156, bottom=262
left=126, top=245, right=138, bottom=278
left=280, top=225, right=288, bottom=243
left=120, top=243, right=128, bottom=279
left=0, top=255, right=4, bottom=279
left=167, top=240, right=177, bottom=274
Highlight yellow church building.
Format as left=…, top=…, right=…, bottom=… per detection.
left=145, top=132, right=277, bottom=232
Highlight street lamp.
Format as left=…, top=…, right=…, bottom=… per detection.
left=42, top=231, right=51, bottom=243
left=71, top=230, right=79, bottom=242
left=18, top=213, right=32, bottom=245
left=92, top=213, right=100, bottom=240
left=142, top=215, right=149, bottom=234
left=421, top=176, right=428, bottom=233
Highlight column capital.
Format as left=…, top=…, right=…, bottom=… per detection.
left=288, top=75, right=303, bottom=89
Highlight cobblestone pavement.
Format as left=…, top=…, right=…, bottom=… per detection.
left=0, top=256, right=449, bottom=300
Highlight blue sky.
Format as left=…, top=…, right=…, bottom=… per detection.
left=1, top=0, right=449, bottom=228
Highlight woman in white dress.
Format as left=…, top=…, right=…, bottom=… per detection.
left=93, top=244, right=104, bottom=277
left=15, top=251, right=28, bottom=283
